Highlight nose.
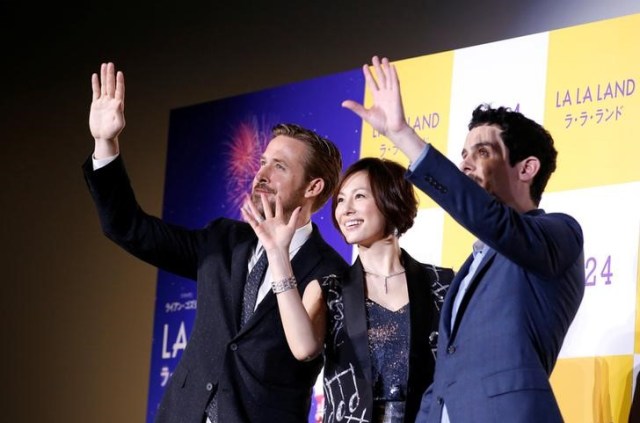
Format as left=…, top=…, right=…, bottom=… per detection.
left=459, top=155, right=474, bottom=174
left=255, top=164, right=269, bottom=182
left=335, top=198, right=354, bottom=219
left=342, top=198, right=355, bottom=215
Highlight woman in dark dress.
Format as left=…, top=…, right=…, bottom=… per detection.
left=242, top=157, right=453, bottom=423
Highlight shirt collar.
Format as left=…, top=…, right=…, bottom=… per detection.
left=472, top=239, right=489, bottom=257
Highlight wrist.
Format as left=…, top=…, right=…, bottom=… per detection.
left=387, top=122, right=414, bottom=141
left=271, top=276, right=297, bottom=294
left=93, top=138, right=119, bottom=159
left=387, top=124, right=427, bottom=163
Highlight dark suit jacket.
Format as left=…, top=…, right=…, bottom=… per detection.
left=320, top=251, right=453, bottom=423
left=408, top=147, right=585, bottom=423
left=83, top=156, right=349, bottom=423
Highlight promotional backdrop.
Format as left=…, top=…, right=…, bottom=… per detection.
left=146, top=13, right=640, bottom=423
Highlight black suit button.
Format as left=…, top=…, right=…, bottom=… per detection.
left=230, top=343, right=238, bottom=351
left=447, top=345, right=456, bottom=354
left=206, top=383, right=213, bottom=391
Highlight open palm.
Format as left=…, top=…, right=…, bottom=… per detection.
left=89, top=63, right=126, bottom=141
left=342, top=56, right=407, bottom=137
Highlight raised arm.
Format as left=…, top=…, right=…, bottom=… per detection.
left=85, top=62, right=205, bottom=280
left=342, top=56, right=427, bottom=162
left=241, top=194, right=326, bottom=361
left=89, top=62, right=126, bottom=159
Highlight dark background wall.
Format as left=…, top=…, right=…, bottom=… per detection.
left=3, top=2, right=638, bottom=422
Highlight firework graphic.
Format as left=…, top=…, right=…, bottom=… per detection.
left=224, top=116, right=271, bottom=218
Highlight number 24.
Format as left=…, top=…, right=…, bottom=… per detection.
left=585, top=255, right=612, bottom=286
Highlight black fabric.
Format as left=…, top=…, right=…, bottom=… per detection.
left=83, top=155, right=349, bottom=423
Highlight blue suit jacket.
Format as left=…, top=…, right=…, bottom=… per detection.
left=408, top=147, right=585, bottom=423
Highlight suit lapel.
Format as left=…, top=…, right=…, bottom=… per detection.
left=404, top=251, right=433, bottom=377
left=343, top=258, right=372, bottom=383
left=231, top=235, right=257, bottom=329
left=450, top=248, right=497, bottom=340
left=440, top=255, right=472, bottom=342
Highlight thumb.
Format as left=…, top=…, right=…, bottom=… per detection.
left=341, top=100, right=367, bottom=118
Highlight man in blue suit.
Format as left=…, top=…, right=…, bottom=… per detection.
left=343, top=56, right=585, bottom=423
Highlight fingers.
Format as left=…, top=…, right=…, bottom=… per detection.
left=362, top=63, right=378, bottom=93
left=100, top=63, right=108, bottom=96
left=372, top=56, right=387, bottom=89
left=389, top=62, right=399, bottom=91
left=106, top=63, right=116, bottom=97
left=288, top=206, right=301, bottom=228
left=274, top=194, right=283, bottom=219
left=115, top=71, right=125, bottom=103
left=242, top=195, right=263, bottom=226
left=260, top=193, right=273, bottom=219
left=240, top=206, right=255, bottom=226
left=363, top=55, right=393, bottom=92
left=341, top=100, right=366, bottom=118
left=91, top=73, right=100, bottom=101
left=94, top=62, right=123, bottom=100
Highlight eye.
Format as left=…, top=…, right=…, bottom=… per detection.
left=478, top=147, right=489, bottom=158
left=259, top=159, right=266, bottom=167
left=276, top=163, right=286, bottom=171
left=355, top=193, right=365, bottom=199
left=336, top=197, right=344, bottom=204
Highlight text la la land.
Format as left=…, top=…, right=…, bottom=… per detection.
left=555, top=78, right=635, bottom=108
left=373, top=112, right=440, bottom=137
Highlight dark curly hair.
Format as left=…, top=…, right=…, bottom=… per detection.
left=469, top=104, right=557, bottom=205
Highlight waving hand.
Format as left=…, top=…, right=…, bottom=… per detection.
left=89, top=62, right=125, bottom=158
left=241, top=193, right=300, bottom=257
left=342, top=56, right=426, bottom=162
left=342, top=56, right=408, bottom=137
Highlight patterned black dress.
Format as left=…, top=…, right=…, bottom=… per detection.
left=319, top=250, right=453, bottom=423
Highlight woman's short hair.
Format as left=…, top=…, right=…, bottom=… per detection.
left=331, top=157, right=418, bottom=237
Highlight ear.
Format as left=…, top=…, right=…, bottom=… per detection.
left=304, top=177, right=325, bottom=199
left=518, top=156, right=540, bottom=183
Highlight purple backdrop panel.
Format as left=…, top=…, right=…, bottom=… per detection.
left=146, top=68, right=364, bottom=423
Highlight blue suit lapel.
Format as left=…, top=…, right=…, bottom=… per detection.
left=440, top=255, right=472, bottom=342
left=450, top=248, right=497, bottom=340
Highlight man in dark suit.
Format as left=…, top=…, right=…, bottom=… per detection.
left=84, top=63, right=349, bottom=423
left=343, top=56, right=585, bottom=423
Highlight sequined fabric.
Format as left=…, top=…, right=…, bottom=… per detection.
left=372, top=401, right=406, bottom=423
left=366, top=299, right=410, bottom=423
